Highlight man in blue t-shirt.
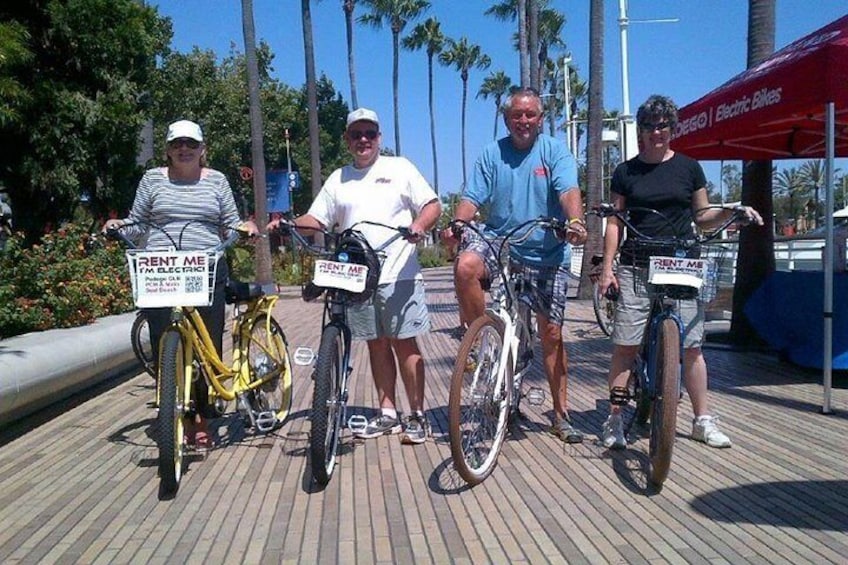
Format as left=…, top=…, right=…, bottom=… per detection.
left=441, top=87, right=587, bottom=443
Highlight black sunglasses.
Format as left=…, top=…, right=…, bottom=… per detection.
left=348, top=129, right=379, bottom=141
left=168, top=138, right=201, bottom=149
left=639, top=121, right=671, bottom=132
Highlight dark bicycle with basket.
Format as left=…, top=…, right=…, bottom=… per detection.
left=275, top=219, right=412, bottom=486
left=591, top=203, right=751, bottom=490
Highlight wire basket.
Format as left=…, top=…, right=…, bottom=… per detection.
left=622, top=240, right=729, bottom=304
left=125, top=248, right=221, bottom=308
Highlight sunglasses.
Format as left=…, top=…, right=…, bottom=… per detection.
left=348, top=129, right=379, bottom=141
left=639, top=121, right=671, bottom=132
left=168, top=138, right=201, bottom=149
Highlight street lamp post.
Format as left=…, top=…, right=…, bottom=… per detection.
left=618, top=0, right=678, bottom=160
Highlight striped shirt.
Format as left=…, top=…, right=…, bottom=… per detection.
left=122, top=167, right=242, bottom=250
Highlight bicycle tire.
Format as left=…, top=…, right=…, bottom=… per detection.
left=131, top=311, right=156, bottom=378
left=592, top=281, right=615, bottom=337
left=448, top=314, right=511, bottom=486
left=246, top=313, right=293, bottom=426
left=648, top=318, right=681, bottom=490
left=310, top=324, right=344, bottom=486
left=158, top=329, right=186, bottom=494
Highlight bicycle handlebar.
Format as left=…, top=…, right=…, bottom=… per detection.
left=104, top=220, right=246, bottom=253
left=591, top=203, right=751, bottom=246
left=448, top=216, right=571, bottom=309
left=273, top=220, right=414, bottom=256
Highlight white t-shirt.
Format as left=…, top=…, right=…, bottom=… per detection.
left=307, top=155, right=437, bottom=283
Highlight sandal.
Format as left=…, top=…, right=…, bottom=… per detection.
left=193, top=417, right=212, bottom=451
left=550, top=418, right=584, bottom=444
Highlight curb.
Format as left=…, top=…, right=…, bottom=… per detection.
left=0, top=312, right=138, bottom=427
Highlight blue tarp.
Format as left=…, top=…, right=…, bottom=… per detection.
left=745, top=271, right=848, bottom=370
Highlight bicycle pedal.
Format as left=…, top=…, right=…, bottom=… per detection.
left=525, top=387, right=545, bottom=406
left=347, top=414, right=368, bottom=434
left=255, top=411, right=277, bottom=433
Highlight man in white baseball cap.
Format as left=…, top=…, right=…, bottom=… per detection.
left=269, top=106, right=441, bottom=445
left=345, top=108, right=379, bottom=128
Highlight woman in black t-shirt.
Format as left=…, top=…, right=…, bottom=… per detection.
left=597, top=95, right=762, bottom=451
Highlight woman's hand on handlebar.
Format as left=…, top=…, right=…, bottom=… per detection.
left=732, top=205, right=764, bottom=226
left=101, top=219, right=125, bottom=234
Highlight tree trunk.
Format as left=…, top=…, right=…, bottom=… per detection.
left=427, top=53, right=438, bottom=193
left=528, top=0, right=540, bottom=90
left=579, top=0, right=605, bottom=300
left=241, top=0, right=272, bottom=284
left=517, top=0, right=530, bottom=87
left=302, top=0, right=322, bottom=199
left=392, top=29, right=402, bottom=155
left=730, top=0, right=776, bottom=344
left=460, top=72, right=468, bottom=190
left=344, top=0, right=358, bottom=109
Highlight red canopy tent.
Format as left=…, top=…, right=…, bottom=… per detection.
left=673, top=14, right=848, bottom=413
left=673, top=14, right=848, bottom=160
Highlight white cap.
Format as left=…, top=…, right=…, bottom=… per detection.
left=166, top=120, right=204, bottom=142
left=346, top=108, right=379, bottom=128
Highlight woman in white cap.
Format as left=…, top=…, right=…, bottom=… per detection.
left=103, top=119, right=257, bottom=450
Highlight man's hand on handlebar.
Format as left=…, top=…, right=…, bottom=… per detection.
left=555, top=218, right=587, bottom=246
left=266, top=217, right=294, bottom=234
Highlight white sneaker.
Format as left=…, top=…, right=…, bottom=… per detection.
left=692, top=415, right=732, bottom=448
left=602, top=413, right=626, bottom=449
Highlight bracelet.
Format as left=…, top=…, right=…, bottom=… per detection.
left=568, top=217, right=586, bottom=227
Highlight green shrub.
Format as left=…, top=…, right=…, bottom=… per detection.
left=0, top=223, right=134, bottom=339
left=418, top=243, right=450, bottom=268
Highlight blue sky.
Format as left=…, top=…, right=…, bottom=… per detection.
left=150, top=1, right=847, bottom=196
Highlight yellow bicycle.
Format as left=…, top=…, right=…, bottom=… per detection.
left=108, top=221, right=293, bottom=495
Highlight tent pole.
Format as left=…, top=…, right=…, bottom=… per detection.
left=822, top=102, right=835, bottom=414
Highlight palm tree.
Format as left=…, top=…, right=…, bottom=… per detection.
left=799, top=159, right=830, bottom=228
left=302, top=0, right=323, bottom=199
left=240, top=0, right=273, bottom=283
left=730, top=0, right=776, bottom=344
left=439, top=37, right=491, bottom=190
left=579, top=0, right=604, bottom=300
left=477, top=70, right=512, bottom=140
left=343, top=0, right=359, bottom=108
left=358, top=0, right=431, bottom=156
left=402, top=17, right=444, bottom=193
left=774, top=166, right=805, bottom=229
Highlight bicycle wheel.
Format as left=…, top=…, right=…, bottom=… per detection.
left=131, top=312, right=156, bottom=378
left=246, top=313, right=293, bottom=426
left=648, top=318, right=681, bottom=490
left=310, top=325, right=344, bottom=486
left=158, top=329, right=186, bottom=494
left=449, top=314, right=511, bottom=486
left=592, top=281, right=615, bottom=337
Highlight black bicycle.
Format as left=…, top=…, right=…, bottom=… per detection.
left=591, top=203, right=749, bottom=490
left=276, top=219, right=413, bottom=486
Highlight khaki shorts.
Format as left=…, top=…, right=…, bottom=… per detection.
left=348, top=278, right=430, bottom=341
left=612, top=266, right=705, bottom=348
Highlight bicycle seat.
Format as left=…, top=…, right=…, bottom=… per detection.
left=225, top=280, right=265, bottom=304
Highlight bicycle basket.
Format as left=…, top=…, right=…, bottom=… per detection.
left=311, top=229, right=381, bottom=304
left=624, top=239, right=727, bottom=304
left=125, top=248, right=221, bottom=308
